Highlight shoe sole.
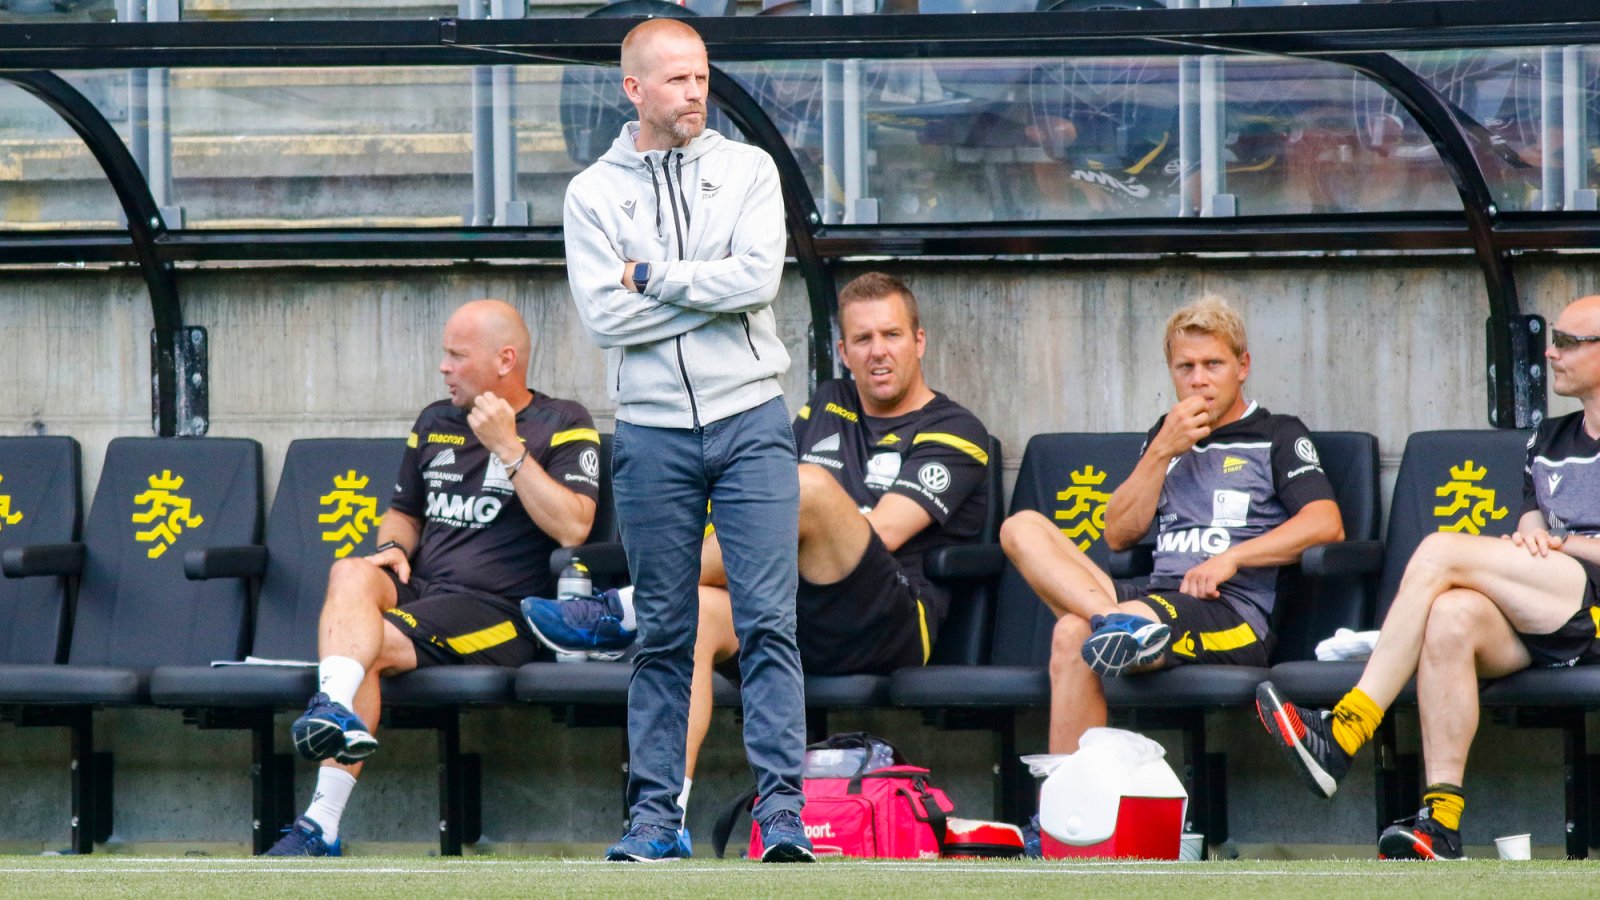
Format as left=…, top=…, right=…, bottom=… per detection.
left=604, top=848, right=681, bottom=862
left=760, top=842, right=817, bottom=863
left=1377, top=827, right=1460, bottom=861
left=1254, top=682, right=1337, bottom=799
left=291, top=717, right=347, bottom=762
left=1081, top=623, right=1169, bottom=676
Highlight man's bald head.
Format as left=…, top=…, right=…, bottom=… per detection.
left=621, top=18, right=704, bottom=80
left=1548, top=295, right=1600, bottom=403
left=439, top=299, right=532, bottom=407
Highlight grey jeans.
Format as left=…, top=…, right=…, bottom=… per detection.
left=612, top=396, right=807, bottom=829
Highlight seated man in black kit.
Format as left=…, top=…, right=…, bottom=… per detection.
left=1258, top=294, right=1600, bottom=860
left=999, top=295, right=1343, bottom=849
left=526, top=272, right=990, bottom=844
left=268, top=299, right=601, bottom=856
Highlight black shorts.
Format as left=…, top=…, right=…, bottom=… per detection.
left=794, top=529, right=927, bottom=676
left=381, top=571, right=540, bottom=668
left=1517, top=559, right=1600, bottom=668
left=1114, top=580, right=1270, bottom=667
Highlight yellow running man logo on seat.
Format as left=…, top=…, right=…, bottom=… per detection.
left=0, top=474, right=23, bottom=533
left=1055, top=465, right=1112, bottom=551
left=132, top=470, right=204, bottom=559
left=319, top=470, right=382, bottom=559
left=1433, top=461, right=1508, bottom=534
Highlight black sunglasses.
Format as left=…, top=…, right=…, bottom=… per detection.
left=1552, top=329, right=1600, bottom=350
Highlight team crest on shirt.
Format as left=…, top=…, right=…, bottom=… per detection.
left=865, top=451, right=903, bottom=490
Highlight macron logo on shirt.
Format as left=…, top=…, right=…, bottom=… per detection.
left=621, top=199, right=637, bottom=220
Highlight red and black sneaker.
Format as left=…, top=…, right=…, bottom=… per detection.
left=1378, top=807, right=1464, bottom=860
left=1254, top=681, right=1352, bottom=799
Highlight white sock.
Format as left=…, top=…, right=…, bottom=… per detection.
left=677, top=777, right=692, bottom=817
left=317, top=655, right=364, bottom=711
left=304, top=766, right=357, bottom=844
left=617, top=585, right=637, bottom=631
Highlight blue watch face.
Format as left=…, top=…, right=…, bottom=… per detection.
left=635, top=263, right=650, bottom=286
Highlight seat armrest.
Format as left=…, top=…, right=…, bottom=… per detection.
left=924, top=544, right=1004, bottom=582
left=1, top=543, right=87, bottom=578
left=1300, top=540, right=1385, bottom=577
left=1108, top=544, right=1154, bottom=579
left=184, top=546, right=269, bottom=580
left=550, top=543, right=629, bottom=581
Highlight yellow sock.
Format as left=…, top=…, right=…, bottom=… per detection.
left=1330, top=687, right=1383, bottom=757
left=1424, top=784, right=1465, bottom=832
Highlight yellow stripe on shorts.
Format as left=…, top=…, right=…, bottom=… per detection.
left=446, top=620, right=519, bottom=656
left=916, top=599, right=931, bottom=664
left=1198, top=622, right=1259, bottom=653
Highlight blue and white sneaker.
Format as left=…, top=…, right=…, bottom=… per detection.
left=521, top=590, right=637, bottom=662
left=1081, top=612, right=1170, bottom=677
left=290, top=692, right=378, bottom=764
left=264, top=815, right=342, bottom=857
left=677, top=825, right=693, bottom=859
left=605, top=822, right=683, bottom=862
left=758, top=810, right=815, bottom=863
left=1021, top=814, right=1042, bottom=859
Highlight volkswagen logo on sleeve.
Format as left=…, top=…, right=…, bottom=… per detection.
left=918, top=462, right=951, bottom=494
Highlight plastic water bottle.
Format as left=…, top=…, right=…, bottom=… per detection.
left=557, top=557, right=592, bottom=599
left=555, top=557, right=592, bottom=663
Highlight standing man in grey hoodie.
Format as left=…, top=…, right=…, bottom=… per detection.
left=562, top=18, right=812, bottom=863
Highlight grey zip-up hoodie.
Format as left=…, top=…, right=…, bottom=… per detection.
left=564, top=124, right=790, bottom=429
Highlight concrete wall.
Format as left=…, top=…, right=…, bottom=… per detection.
left=0, top=254, right=1594, bottom=855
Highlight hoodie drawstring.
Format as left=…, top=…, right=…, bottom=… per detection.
left=676, top=153, right=691, bottom=231
left=646, top=156, right=663, bottom=237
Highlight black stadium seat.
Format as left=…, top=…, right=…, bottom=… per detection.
left=149, top=438, right=405, bottom=854
left=1268, top=428, right=1529, bottom=841
left=0, top=436, right=261, bottom=854
left=0, top=437, right=82, bottom=667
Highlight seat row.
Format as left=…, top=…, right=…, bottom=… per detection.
left=0, top=428, right=1586, bottom=858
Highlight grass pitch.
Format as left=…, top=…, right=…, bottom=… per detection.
left=0, top=857, right=1595, bottom=899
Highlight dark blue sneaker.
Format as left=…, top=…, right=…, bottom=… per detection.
left=1021, top=814, right=1042, bottom=859
left=264, top=815, right=342, bottom=857
left=1081, top=612, right=1170, bottom=676
left=758, top=810, right=815, bottom=863
left=291, top=692, right=378, bottom=764
left=522, top=590, right=637, bottom=661
left=677, top=825, right=693, bottom=859
left=605, top=821, right=683, bottom=862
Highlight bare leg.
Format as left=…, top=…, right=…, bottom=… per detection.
left=1415, top=588, right=1532, bottom=787
left=319, top=619, right=419, bottom=780
left=686, top=586, right=739, bottom=781
left=999, top=510, right=1120, bottom=619
left=1356, top=532, right=1585, bottom=709
left=701, top=533, right=726, bottom=589
left=1045, top=598, right=1162, bottom=753
left=794, top=464, right=873, bottom=585
left=317, top=558, right=401, bottom=667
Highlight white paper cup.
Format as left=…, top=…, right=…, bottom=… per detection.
left=1494, top=833, right=1531, bottom=861
left=1179, top=833, right=1205, bottom=861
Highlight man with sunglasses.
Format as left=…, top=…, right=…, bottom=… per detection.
left=1257, top=294, right=1600, bottom=861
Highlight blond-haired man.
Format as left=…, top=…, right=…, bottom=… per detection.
left=1001, top=296, right=1343, bottom=774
